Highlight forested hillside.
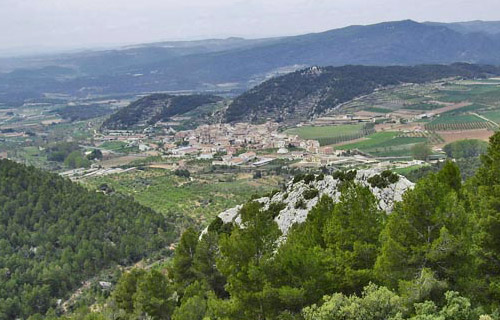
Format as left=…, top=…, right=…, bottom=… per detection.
left=0, top=160, right=176, bottom=319
left=102, top=94, right=222, bottom=130
left=58, top=131, right=500, bottom=319
left=225, top=63, right=500, bottom=123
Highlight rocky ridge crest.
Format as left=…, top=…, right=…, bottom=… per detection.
left=216, top=169, right=414, bottom=235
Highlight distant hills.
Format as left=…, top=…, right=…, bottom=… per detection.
left=1, top=20, right=500, bottom=104
left=224, top=63, right=500, bottom=124
left=425, top=20, right=500, bottom=35
left=102, top=94, right=222, bottom=130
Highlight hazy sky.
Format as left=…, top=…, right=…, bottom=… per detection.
left=1, top=0, right=499, bottom=54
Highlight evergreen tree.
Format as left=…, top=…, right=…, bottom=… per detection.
left=375, top=164, right=472, bottom=299
left=466, top=131, right=500, bottom=303
left=133, top=270, right=174, bottom=320
left=170, top=228, right=199, bottom=294
left=217, top=201, right=282, bottom=319
left=323, top=184, right=386, bottom=294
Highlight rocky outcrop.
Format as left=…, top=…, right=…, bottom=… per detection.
left=213, top=169, right=414, bottom=236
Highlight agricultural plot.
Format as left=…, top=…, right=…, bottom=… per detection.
left=403, top=103, right=443, bottom=111
left=362, top=107, right=392, bottom=113
left=398, top=131, right=444, bottom=144
left=285, top=124, right=374, bottom=146
left=336, top=131, right=428, bottom=157
left=482, top=110, right=500, bottom=124
left=425, top=114, right=496, bottom=131
left=436, top=84, right=500, bottom=105
left=441, top=104, right=489, bottom=116
left=98, top=141, right=139, bottom=153
left=84, top=169, right=282, bottom=225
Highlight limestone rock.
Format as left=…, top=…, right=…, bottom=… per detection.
left=211, top=169, right=414, bottom=236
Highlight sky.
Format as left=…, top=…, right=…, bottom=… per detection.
left=1, top=0, right=499, bottom=55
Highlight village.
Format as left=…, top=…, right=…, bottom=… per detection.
left=59, top=115, right=428, bottom=180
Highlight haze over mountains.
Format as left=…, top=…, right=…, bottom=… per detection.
left=1, top=20, right=500, bottom=104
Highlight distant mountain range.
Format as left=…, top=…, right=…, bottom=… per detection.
left=1, top=20, right=500, bottom=104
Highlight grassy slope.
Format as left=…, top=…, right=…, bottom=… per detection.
left=84, top=169, right=281, bottom=225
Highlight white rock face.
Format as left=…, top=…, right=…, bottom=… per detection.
left=211, top=169, right=414, bottom=236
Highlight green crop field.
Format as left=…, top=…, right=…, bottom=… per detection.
left=336, top=131, right=428, bottom=157
left=285, top=124, right=364, bottom=139
left=84, top=169, right=281, bottom=225
left=437, top=84, right=500, bottom=105
left=424, top=114, right=496, bottom=131
left=336, top=132, right=398, bottom=150
left=428, top=114, right=487, bottom=125
left=441, top=104, right=489, bottom=116
left=362, top=107, right=392, bottom=113
left=99, top=141, right=139, bottom=153
left=482, top=110, right=500, bottom=124
left=403, top=103, right=443, bottom=111
left=285, top=124, right=374, bottom=146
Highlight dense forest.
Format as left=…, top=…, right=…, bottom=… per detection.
left=49, top=131, right=500, bottom=319
left=225, top=63, right=500, bottom=123
left=101, top=94, right=223, bottom=130
left=0, top=160, right=177, bottom=319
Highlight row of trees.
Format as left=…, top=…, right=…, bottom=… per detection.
left=58, top=131, right=500, bottom=320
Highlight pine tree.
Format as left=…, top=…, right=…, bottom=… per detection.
left=375, top=165, right=471, bottom=297
left=170, top=228, right=199, bottom=294
left=466, top=131, right=500, bottom=302
left=323, top=184, right=386, bottom=294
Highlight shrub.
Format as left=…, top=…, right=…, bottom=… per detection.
left=293, top=173, right=306, bottom=184
left=295, top=199, right=307, bottom=209
left=174, top=169, right=191, bottom=178
left=303, top=188, right=319, bottom=200
left=304, top=173, right=316, bottom=184
left=268, top=202, right=287, bottom=218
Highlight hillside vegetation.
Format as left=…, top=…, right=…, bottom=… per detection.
left=225, top=63, right=500, bottom=123
left=0, top=160, right=177, bottom=319
left=102, top=94, right=222, bottom=130
left=60, top=131, right=500, bottom=320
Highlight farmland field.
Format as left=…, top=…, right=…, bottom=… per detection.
left=403, top=103, right=443, bottom=110
left=424, top=114, right=496, bottom=131
left=99, top=140, right=140, bottom=153
left=440, top=104, right=489, bottom=115
left=336, top=131, right=428, bottom=157
left=285, top=124, right=374, bottom=146
left=483, top=110, right=500, bottom=124
left=362, top=107, right=392, bottom=113
left=286, top=124, right=363, bottom=139
left=437, top=84, right=500, bottom=105
left=437, top=129, right=494, bottom=146
left=429, top=114, right=486, bottom=125
left=84, top=168, right=282, bottom=225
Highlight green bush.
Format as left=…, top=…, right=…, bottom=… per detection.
left=303, top=188, right=319, bottom=200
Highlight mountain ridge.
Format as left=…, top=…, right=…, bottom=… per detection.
left=101, top=94, right=223, bottom=130
left=224, top=63, right=500, bottom=123
left=2, top=20, right=500, bottom=103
